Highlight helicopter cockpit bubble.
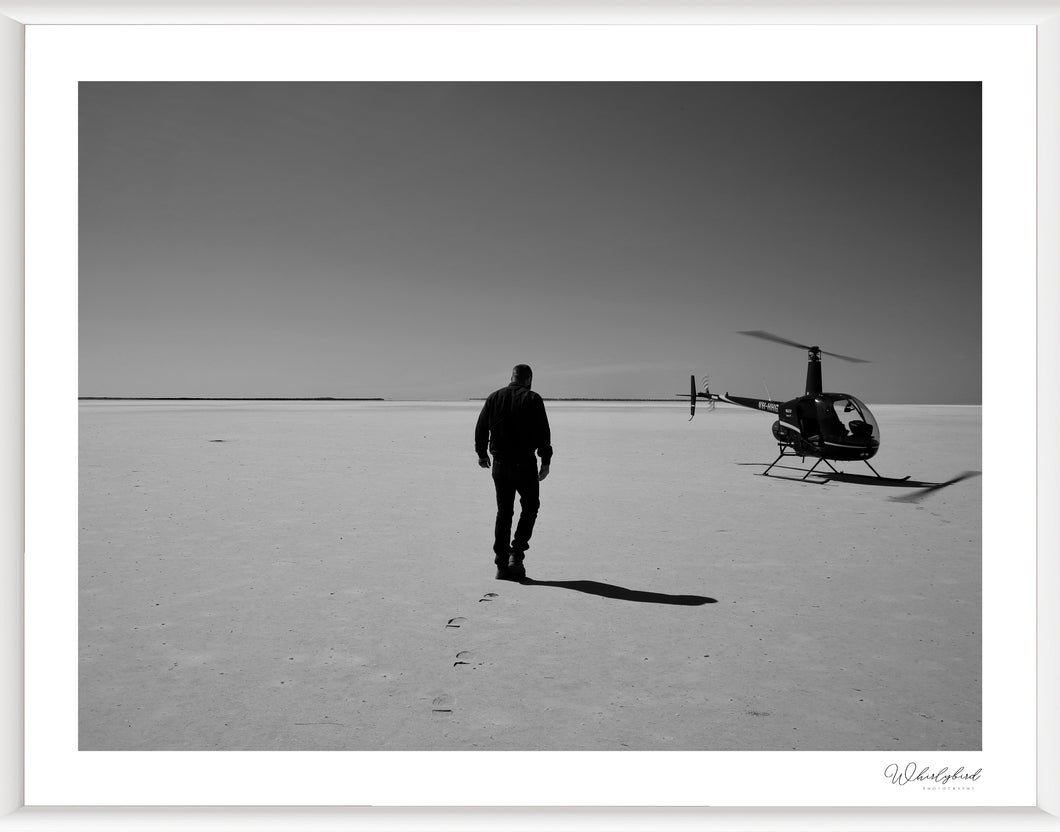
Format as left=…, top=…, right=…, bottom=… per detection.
left=818, top=394, right=879, bottom=445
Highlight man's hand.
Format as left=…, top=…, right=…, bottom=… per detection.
left=538, top=463, right=550, bottom=482
left=478, top=456, right=491, bottom=469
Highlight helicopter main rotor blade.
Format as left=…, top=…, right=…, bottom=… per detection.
left=737, top=330, right=870, bottom=364
left=819, top=348, right=871, bottom=364
left=737, top=330, right=810, bottom=350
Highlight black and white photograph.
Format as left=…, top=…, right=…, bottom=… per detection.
left=76, top=80, right=984, bottom=754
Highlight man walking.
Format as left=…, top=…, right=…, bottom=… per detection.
left=475, top=364, right=552, bottom=581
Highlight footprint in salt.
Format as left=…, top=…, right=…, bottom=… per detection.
left=453, top=650, right=477, bottom=668
left=444, top=617, right=467, bottom=629
left=431, top=693, right=453, bottom=715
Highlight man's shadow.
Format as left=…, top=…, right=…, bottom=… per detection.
left=519, top=578, right=716, bottom=606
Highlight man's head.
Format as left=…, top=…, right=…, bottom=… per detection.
left=511, top=364, right=533, bottom=387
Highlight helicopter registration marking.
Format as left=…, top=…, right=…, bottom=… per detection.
left=758, top=402, right=779, bottom=413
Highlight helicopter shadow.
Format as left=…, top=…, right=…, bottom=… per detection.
left=519, top=578, right=716, bottom=606
left=812, top=472, right=927, bottom=487
left=887, top=470, right=982, bottom=503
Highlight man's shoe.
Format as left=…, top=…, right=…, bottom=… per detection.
left=495, top=556, right=510, bottom=580
left=507, top=553, right=526, bottom=581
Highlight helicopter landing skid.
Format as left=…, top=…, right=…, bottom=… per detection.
left=761, top=447, right=899, bottom=481
left=761, top=447, right=835, bottom=480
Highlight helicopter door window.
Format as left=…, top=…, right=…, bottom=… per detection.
left=818, top=401, right=848, bottom=440
left=832, top=398, right=872, bottom=442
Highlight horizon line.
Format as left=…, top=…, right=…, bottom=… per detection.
left=78, top=396, right=983, bottom=406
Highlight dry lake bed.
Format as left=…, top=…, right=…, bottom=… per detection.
left=78, top=400, right=981, bottom=751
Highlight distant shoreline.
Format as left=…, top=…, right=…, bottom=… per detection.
left=78, top=397, right=982, bottom=406
left=78, top=397, right=387, bottom=402
left=78, top=396, right=677, bottom=402
left=470, top=398, right=682, bottom=403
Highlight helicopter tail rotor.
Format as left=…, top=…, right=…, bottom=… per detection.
left=679, top=374, right=718, bottom=420
left=700, top=375, right=717, bottom=413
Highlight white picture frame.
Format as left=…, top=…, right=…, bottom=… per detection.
left=3, top=1, right=1058, bottom=829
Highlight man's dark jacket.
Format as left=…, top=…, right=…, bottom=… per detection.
left=475, top=382, right=553, bottom=466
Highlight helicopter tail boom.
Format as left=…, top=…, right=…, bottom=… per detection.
left=724, top=393, right=784, bottom=414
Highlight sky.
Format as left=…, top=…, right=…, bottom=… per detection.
left=79, top=82, right=981, bottom=403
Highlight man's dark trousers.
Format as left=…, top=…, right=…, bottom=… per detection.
left=492, top=458, right=540, bottom=560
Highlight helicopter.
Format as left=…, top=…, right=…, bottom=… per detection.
left=682, top=330, right=898, bottom=481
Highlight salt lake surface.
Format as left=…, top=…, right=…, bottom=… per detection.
left=79, top=401, right=981, bottom=751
